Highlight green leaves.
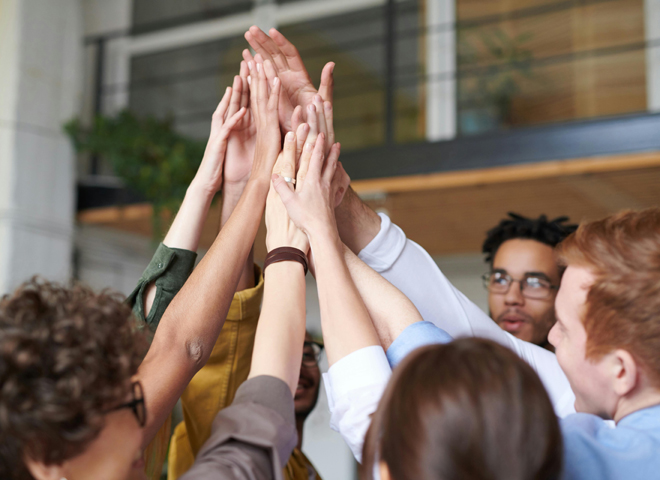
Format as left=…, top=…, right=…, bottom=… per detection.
left=65, top=110, right=206, bottom=238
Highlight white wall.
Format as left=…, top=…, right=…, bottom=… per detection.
left=0, top=0, right=82, bottom=294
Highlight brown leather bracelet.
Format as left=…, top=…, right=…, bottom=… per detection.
left=263, top=247, right=308, bottom=276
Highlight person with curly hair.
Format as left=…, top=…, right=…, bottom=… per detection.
left=481, top=213, right=577, bottom=348
left=1, top=62, right=307, bottom=480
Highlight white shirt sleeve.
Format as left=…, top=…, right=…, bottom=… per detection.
left=358, top=213, right=575, bottom=417
left=322, top=345, right=391, bottom=462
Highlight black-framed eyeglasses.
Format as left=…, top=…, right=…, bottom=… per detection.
left=482, top=271, right=558, bottom=300
left=302, top=341, right=324, bottom=368
left=107, top=381, right=147, bottom=427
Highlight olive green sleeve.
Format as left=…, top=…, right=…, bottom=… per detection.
left=126, top=243, right=197, bottom=331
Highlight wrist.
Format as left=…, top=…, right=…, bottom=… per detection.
left=187, top=178, right=218, bottom=201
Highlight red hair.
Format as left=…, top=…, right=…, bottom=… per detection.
left=557, top=208, right=660, bottom=385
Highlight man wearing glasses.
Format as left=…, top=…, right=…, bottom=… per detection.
left=481, top=213, right=577, bottom=350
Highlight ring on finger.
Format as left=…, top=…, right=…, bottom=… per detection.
left=283, top=177, right=296, bottom=184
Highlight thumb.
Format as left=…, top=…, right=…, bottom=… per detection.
left=272, top=174, right=295, bottom=204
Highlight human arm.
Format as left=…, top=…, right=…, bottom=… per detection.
left=136, top=62, right=283, bottom=447
left=180, top=376, right=297, bottom=480
left=356, top=211, right=576, bottom=416
left=128, top=85, right=247, bottom=325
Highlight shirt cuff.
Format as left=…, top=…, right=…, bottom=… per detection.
left=323, top=345, right=391, bottom=410
left=386, top=321, right=453, bottom=368
left=358, top=213, right=407, bottom=273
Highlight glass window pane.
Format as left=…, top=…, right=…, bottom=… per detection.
left=129, top=35, right=245, bottom=139
left=456, top=0, right=647, bottom=135
left=132, top=0, right=252, bottom=34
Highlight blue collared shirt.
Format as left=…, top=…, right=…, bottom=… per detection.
left=561, top=404, right=660, bottom=479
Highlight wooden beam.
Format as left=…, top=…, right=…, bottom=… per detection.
left=351, top=151, right=660, bottom=194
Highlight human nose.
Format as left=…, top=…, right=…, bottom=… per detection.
left=504, top=279, right=525, bottom=305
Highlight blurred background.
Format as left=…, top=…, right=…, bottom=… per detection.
left=1, top=0, right=660, bottom=478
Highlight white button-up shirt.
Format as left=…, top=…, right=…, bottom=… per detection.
left=322, top=213, right=575, bottom=462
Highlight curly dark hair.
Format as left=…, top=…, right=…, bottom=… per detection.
left=482, top=212, right=578, bottom=265
left=0, top=278, right=149, bottom=480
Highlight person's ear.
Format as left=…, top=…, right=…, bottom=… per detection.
left=610, top=349, right=638, bottom=397
left=379, top=461, right=392, bottom=480
left=24, top=457, right=66, bottom=480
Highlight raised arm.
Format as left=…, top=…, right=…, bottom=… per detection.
left=137, top=61, right=283, bottom=446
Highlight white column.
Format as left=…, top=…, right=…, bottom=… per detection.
left=645, top=0, right=660, bottom=112
left=425, top=0, right=456, bottom=141
left=0, top=0, right=82, bottom=294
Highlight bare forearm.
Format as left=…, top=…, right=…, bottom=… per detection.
left=138, top=178, right=270, bottom=445
left=163, top=183, right=214, bottom=251
left=343, top=245, right=422, bottom=349
left=310, top=227, right=380, bottom=366
left=335, top=187, right=382, bottom=255
left=221, top=182, right=255, bottom=290
left=142, top=184, right=214, bottom=317
left=249, top=262, right=306, bottom=394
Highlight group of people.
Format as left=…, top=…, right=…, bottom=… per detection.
left=1, top=26, right=659, bottom=480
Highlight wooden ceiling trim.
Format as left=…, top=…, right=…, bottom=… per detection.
left=351, top=151, right=660, bottom=195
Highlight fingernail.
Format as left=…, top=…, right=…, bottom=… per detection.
left=304, top=142, right=314, bottom=151
left=308, top=104, right=315, bottom=112
left=248, top=61, right=253, bottom=70
left=256, top=63, right=261, bottom=72
left=285, top=132, right=294, bottom=142
left=247, top=76, right=251, bottom=85
left=315, top=95, right=322, bottom=102
left=273, top=77, right=278, bottom=87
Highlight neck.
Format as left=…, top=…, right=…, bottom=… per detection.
left=295, top=415, right=306, bottom=450
left=613, top=387, right=660, bottom=423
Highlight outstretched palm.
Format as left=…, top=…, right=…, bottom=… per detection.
left=224, top=66, right=257, bottom=189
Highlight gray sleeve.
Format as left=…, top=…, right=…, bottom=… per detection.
left=181, top=376, right=297, bottom=480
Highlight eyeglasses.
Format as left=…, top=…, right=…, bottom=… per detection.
left=302, top=341, right=324, bottom=368
left=107, top=381, right=147, bottom=427
left=482, top=271, right=558, bottom=300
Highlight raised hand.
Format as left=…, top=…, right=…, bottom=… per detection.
left=249, top=60, right=282, bottom=183
left=272, top=133, right=341, bottom=239
left=266, top=128, right=310, bottom=254
left=244, top=26, right=334, bottom=131
left=224, top=61, right=256, bottom=190
left=191, top=86, right=247, bottom=196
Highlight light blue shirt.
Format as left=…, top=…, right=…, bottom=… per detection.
left=385, top=321, right=452, bottom=368
left=562, top=404, right=660, bottom=480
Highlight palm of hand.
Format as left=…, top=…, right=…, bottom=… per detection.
left=224, top=112, right=257, bottom=187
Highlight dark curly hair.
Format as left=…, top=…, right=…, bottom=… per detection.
left=482, top=212, right=578, bottom=265
left=0, top=278, right=149, bottom=480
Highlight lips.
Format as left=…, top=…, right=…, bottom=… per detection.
left=497, top=310, right=532, bottom=334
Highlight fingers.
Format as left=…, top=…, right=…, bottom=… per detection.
left=242, top=48, right=255, bottom=65
left=227, top=76, right=242, bottom=118
left=324, top=101, right=335, bottom=148
left=312, top=95, right=327, bottom=145
left=212, top=86, right=233, bottom=131
left=245, top=27, right=281, bottom=71
left=319, top=62, right=335, bottom=103
left=239, top=61, right=250, bottom=109
left=323, top=142, right=340, bottom=184
left=223, top=107, right=247, bottom=134
left=291, top=105, right=303, bottom=134
left=278, top=131, right=296, bottom=182
left=269, top=28, right=308, bottom=74
left=307, top=133, right=326, bottom=182
left=332, top=160, right=350, bottom=208
left=306, top=104, right=318, bottom=142
left=266, top=69, right=281, bottom=112
left=256, top=61, right=268, bottom=108
left=272, top=173, right=296, bottom=204
left=296, top=137, right=314, bottom=190
left=295, top=122, right=309, bottom=160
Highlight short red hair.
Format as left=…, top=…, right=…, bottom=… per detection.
left=557, top=208, right=660, bottom=385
